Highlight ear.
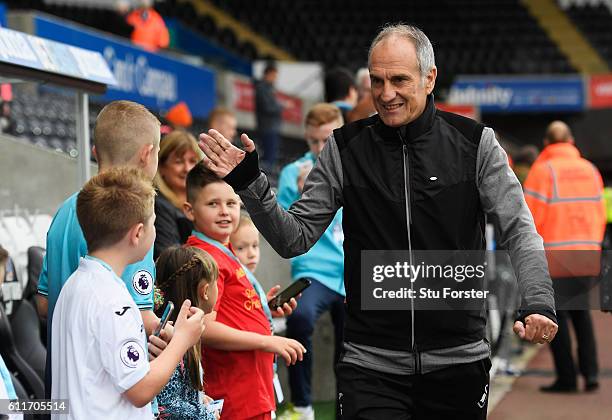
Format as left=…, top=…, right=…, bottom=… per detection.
left=198, top=282, right=210, bottom=301
left=425, top=66, right=437, bottom=95
left=183, top=201, right=195, bottom=222
left=128, top=222, right=145, bottom=247
left=139, top=144, right=154, bottom=169
left=92, top=145, right=99, bottom=163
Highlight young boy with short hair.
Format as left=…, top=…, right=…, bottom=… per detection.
left=37, top=100, right=163, bottom=397
left=51, top=167, right=205, bottom=419
left=183, top=162, right=305, bottom=420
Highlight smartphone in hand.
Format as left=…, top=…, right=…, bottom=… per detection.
left=153, top=301, right=174, bottom=337
left=268, top=279, right=311, bottom=310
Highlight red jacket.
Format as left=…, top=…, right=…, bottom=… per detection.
left=524, top=142, right=606, bottom=278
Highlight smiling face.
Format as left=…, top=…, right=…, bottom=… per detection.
left=369, top=35, right=436, bottom=128
left=159, top=148, right=199, bottom=195
left=185, top=182, right=240, bottom=244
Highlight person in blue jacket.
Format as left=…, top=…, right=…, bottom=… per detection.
left=277, top=103, right=344, bottom=420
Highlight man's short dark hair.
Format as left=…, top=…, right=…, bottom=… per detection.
left=263, top=62, right=278, bottom=75
left=325, top=67, right=356, bottom=103
left=186, top=161, right=224, bottom=204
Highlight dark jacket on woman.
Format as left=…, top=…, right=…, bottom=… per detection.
left=154, top=192, right=193, bottom=259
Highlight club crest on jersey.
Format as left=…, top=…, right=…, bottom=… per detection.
left=120, top=341, right=144, bottom=369
left=132, top=270, right=153, bottom=295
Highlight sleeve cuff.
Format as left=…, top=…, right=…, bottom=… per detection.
left=223, top=150, right=262, bottom=192
left=515, top=308, right=557, bottom=326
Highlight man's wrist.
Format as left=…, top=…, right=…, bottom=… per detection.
left=223, top=150, right=261, bottom=191
left=516, top=308, right=557, bottom=325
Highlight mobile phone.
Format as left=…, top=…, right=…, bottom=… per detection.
left=268, top=279, right=311, bottom=310
left=153, top=301, right=174, bottom=337
left=207, top=399, right=224, bottom=414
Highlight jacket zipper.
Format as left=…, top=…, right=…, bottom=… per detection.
left=399, top=131, right=419, bottom=373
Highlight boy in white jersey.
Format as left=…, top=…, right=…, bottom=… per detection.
left=51, top=167, right=205, bottom=419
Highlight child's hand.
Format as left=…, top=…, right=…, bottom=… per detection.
left=173, top=299, right=206, bottom=348
left=267, top=285, right=299, bottom=318
left=147, top=334, right=166, bottom=361
left=147, top=321, right=174, bottom=361
left=202, top=394, right=220, bottom=420
left=262, top=336, right=306, bottom=366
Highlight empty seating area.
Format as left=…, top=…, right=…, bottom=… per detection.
left=211, top=0, right=575, bottom=89
left=3, top=84, right=104, bottom=158
left=564, top=2, right=612, bottom=68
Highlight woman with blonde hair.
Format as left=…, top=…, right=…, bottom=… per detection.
left=154, top=130, right=202, bottom=258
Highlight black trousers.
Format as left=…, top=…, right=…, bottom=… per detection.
left=336, top=358, right=491, bottom=420
left=549, top=310, right=598, bottom=385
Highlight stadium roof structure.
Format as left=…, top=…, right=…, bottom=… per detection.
left=0, top=26, right=116, bottom=185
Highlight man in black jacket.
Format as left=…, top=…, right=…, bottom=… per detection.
left=199, top=24, right=558, bottom=420
left=255, top=62, right=283, bottom=170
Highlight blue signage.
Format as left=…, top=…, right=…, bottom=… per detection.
left=33, top=14, right=215, bottom=118
left=0, top=3, right=6, bottom=28
left=449, top=76, right=585, bottom=113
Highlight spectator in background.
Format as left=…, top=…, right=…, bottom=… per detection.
left=276, top=104, right=345, bottom=420
left=524, top=121, right=605, bottom=393
left=512, top=145, right=539, bottom=185
left=208, top=107, right=238, bottom=143
left=355, top=68, right=371, bottom=101
left=0, top=83, right=12, bottom=134
left=324, top=67, right=358, bottom=123
left=154, top=130, right=203, bottom=259
left=125, top=0, right=170, bottom=52
left=255, top=62, right=283, bottom=171
left=165, top=101, right=193, bottom=131
left=350, top=68, right=377, bottom=123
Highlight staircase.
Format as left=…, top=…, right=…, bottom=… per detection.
left=522, top=0, right=609, bottom=73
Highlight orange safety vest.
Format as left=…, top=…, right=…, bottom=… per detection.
left=127, top=8, right=170, bottom=52
left=524, top=142, right=606, bottom=278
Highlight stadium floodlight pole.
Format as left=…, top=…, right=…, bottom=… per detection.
left=76, top=91, right=90, bottom=185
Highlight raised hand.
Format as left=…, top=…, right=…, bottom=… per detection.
left=199, top=129, right=256, bottom=177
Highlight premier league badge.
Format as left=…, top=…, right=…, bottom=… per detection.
left=133, top=270, right=153, bottom=295
left=120, top=341, right=144, bottom=368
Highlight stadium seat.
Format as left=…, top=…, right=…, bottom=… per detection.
left=8, top=299, right=46, bottom=382
left=0, top=304, right=45, bottom=399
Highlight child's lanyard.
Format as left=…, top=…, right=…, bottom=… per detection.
left=191, top=231, right=274, bottom=327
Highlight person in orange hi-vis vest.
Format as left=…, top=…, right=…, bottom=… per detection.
left=524, top=120, right=606, bottom=394
left=126, top=0, right=169, bottom=52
